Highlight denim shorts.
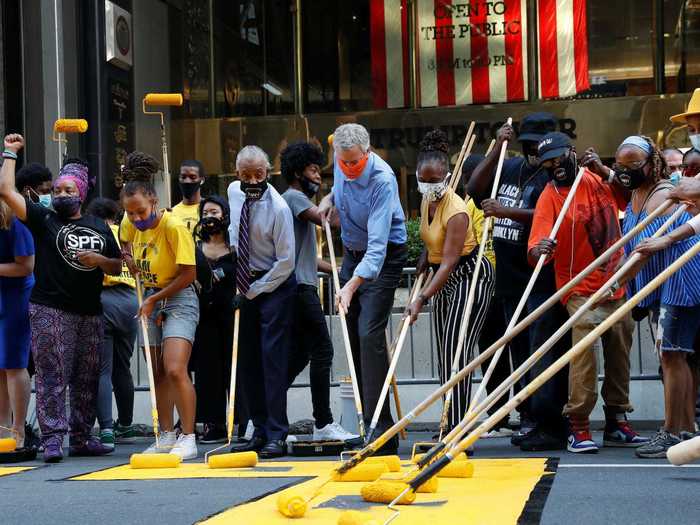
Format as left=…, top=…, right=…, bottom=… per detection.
left=652, top=304, right=700, bottom=353
left=139, top=285, right=200, bottom=346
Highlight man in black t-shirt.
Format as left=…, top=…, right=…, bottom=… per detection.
left=467, top=113, right=571, bottom=451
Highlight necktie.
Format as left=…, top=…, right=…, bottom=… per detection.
left=236, top=199, right=251, bottom=295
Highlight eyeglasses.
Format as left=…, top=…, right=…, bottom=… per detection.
left=612, top=157, right=649, bottom=174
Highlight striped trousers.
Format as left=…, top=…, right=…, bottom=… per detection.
left=433, top=255, right=495, bottom=430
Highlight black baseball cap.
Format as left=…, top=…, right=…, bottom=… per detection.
left=518, top=112, right=558, bottom=142
left=537, top=132, right=572, bottom=163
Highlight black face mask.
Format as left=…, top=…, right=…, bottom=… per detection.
left=179, top=181, right=201, bottom=200
left=241, top=180, right=268, bottom=201
left=299, top=176, right=320, bottom=197
left=197, top=216, right=227, bottom=241
left=522, top=142, right=540, bottom=167
left=548, top=153, right=577, bottom=187
left=615, top=166, right=647, bottom=190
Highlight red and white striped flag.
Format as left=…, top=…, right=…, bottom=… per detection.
left=537, top=0, right=589, bottom=99
left=370, top=1, right=589, bottom=108
left=416, top=0, right=528, bottom=107
left=370, top=0, right=410, bottom=109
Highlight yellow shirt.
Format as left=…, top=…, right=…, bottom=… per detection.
left=420, top=188, right=476, bottom=264
left=103, top=224, right=136, bottom=288
left=465, top=196, right=496, bottom=267
left=120, top=211, right=196, bottom=288
left=171, top=202, right=200, bottom=233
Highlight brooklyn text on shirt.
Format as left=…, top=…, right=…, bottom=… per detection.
left=55, top=224, right=106, bottom=272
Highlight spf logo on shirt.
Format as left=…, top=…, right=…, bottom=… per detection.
left=56, top=224, right=106, bottom=271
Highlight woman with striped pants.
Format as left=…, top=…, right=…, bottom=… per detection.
left=406, top=130, right=494, bottom=432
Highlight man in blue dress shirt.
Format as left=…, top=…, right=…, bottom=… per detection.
left=227, top=145, right=296, bottom=459
left=319, top=123, right=407, bottom=454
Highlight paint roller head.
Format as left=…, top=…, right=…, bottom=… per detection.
left=361, top=481, right=416, bottom=505
left=0, top=438, right=17, bottom=453
left=667, top=435, right=700, bottom=466
left=365, top=455, right=401, bottom=472
left=276, top=490, right=307, bottom=518
left=144, top=93, right=184, bottom=107
left=207, top=451, right=258, bottom=469
left=54, top=119, right=88, bottom=134
left=337, top=510, right=380, bottom=525
left=331, top=462, right=388, bottom=482
left=435, top=459, right=474, bottom=479
left=129, top=453, right=181, bottom=469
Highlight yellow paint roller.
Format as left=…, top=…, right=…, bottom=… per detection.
left=276, top=490, right=307, bottom=518
left=0, top=438, right=17, bottom=453
left=668, top=435, right=700, bottom=465
left=143, top=93, right=183, bottom=106
left=129, top=453, right=181, bottom=469
left=331, top=462, right=387, bottom=482
left=337, top=510, right=379, bottom=525
left=436, top=460, right=473, bottom=479
left=142, top=92, right=183, bottom=207
left=207, top=451, right=257, bottom=469
left=361, top=481, right=416, bottom=505
left=54, top=119, right=88, bottom=134
left=365, top=455, right=401, bottom=473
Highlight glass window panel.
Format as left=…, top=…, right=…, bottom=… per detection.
left=304, top=1, right=397, bottom=113
left=580, top=0, right=655, bottom=98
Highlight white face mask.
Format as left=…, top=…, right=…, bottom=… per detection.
left=690, top=133, right=700, bottom=150
left=416, top=172, right=451, bottom=202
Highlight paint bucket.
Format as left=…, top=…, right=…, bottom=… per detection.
left=339, top=376, right=359, bottom=435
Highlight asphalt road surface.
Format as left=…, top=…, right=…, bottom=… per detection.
left=1, top=431, right=697, bottom=525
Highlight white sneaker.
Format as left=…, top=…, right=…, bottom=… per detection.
left=143, top=431, right=177, bottom=454
left=313, top=422, right=359, bottom=442
left=170, top=433, right=198, bottom=461
left=482, top=427, right=514, bottom=439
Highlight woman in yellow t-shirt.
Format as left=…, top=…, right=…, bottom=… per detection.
left=119, top=152, right=199, bottom=460
left=405, top=130, right=495, bottom=432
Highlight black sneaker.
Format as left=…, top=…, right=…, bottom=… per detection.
left=24, top=423, right=41, bottom=451
left=511, top=427, right=537, bottom=447
left=200, top=424, right=227, bottom=444
left=519, top=430, right=566, bottom=452
left=635, top=430, right=681, bottom=459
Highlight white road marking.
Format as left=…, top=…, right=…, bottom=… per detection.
left=559, top=464, right=700, bottom=468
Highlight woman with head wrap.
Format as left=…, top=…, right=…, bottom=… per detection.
left=612, top=135, right=700, bottom=459
left=191, top=195, right=237, bottom=443
left=0, top=134, right=122, bottom=462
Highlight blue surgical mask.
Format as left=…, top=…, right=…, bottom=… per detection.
left=38, top=194, right=52, bottom=208
left=133, top=209, right=158, bottom=231
left=690, top=133, right=700, bottom=151
left=31, top=188, right=52, bottom=208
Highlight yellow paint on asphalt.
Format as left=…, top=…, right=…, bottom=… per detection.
left=0, top=466, right=34, bottom=477
left=70, top=458, right=552, bottom=525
